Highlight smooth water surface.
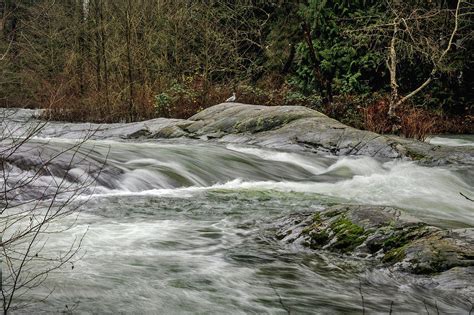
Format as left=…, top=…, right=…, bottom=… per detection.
left=427, top=134, right=474, bottom=147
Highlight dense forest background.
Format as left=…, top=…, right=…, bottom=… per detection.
left=0, top=0, right=472, bottom=137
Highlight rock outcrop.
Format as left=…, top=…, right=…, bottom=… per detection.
left=186, top=103, right=473, bottom=165
left=275, top=205, right=474, bottom=275
left=1, top=103, right=472, bottom=165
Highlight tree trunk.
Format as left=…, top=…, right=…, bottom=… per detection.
left=94, top=0, right=102, bottom=93
left=126, top=0, right=134, bottom=121
left=387, top=21, right=399, bottom=118
left=281, top=43, right=295, bottom=75
left=385, top=20, right=402, bottom=134
left=386, top=0, right=461, bottom=133
left=3, top=0, right=18, bottom=58
left=77, top=0, right=86, bottom=95
left=99, top=0, right=109, bottom=106
left=301, top=22, right=331, bottom=104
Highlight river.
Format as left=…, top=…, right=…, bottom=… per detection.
left=2, top=134, right=474, bottom=314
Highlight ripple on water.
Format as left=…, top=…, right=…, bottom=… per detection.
left=5, top=141, right=473, bottom=313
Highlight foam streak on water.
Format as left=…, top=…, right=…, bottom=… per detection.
left=3, top=138, right=473, bottom=313
left=427, top=134, right=474, bottom=147
left=77, top=144, right=471, bottom=227
left=7, top=139, right=473, bottom=225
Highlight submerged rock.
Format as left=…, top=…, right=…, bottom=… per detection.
left=275, top=205, right=474, bottom=275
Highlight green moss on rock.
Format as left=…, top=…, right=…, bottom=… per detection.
left=405, top=148, right=427, bottom=161
left=278, top=205, right=474, bottom=275
left=312, top=213, right=322, bottom=223
left=383, top=246, right=407, bottom=264
left=382, top=225, right=426, bottom=250
left=329, top=216, right=367, bottom=252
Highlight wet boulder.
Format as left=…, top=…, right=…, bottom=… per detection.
left=275, top=205, right=474, bottom=275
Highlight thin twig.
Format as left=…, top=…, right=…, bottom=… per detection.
left=460, top=192, right=474, bottom=202
left=268, top=281, right=290, bottom=315
left=424, top=299, right=430, bottom=315
left=359, top=279, right=365, bottom=315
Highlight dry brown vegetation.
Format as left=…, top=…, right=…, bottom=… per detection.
left=360, top=97, right=472, bottom=140
left=1, top=1, right=472, bottom=135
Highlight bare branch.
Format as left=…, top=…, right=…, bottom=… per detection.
left=394, top=0, right=463, bottom=108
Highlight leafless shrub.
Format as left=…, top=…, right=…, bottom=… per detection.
left=0, top=110, right=104, bottom=313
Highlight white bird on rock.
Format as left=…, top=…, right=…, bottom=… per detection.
left=226, top=92, right=236, bottom=102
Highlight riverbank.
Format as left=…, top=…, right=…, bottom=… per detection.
left=6, top=92, right=473, bottom=138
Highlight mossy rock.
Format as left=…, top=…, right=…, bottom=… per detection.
left=401, top=231, right=474, bottom=274
left=382, top=246, right=407, bottom=264
left=329, top=215, right=367, bottom=252
left=275, top=205, right=474, bottom=275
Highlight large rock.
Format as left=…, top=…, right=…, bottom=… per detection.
left=275, top=205, right=474, bottom=275
left=2, top=103, right=472, bottom=165
left=187, top=103, right=473, bottom=165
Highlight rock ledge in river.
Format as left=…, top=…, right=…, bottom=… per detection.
left=2, top=104, right=472, bottom=165
left=275, top=205, right=474, bottom=275
left=187, top=103, right=473, bottom=165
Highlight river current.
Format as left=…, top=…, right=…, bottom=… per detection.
left=3, top=135, right=474, bottom=314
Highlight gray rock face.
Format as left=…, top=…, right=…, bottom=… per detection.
left=186, top=103, right=473, bottom=165
left=1, top=103, right=472, bottom=165
left=275, top=205, right=474, bottom=275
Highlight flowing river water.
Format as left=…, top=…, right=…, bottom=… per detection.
left=4, top=134, right=474, bottom=314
